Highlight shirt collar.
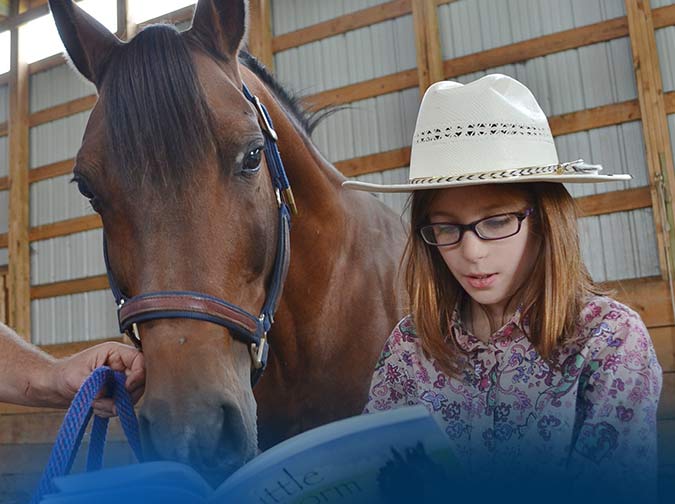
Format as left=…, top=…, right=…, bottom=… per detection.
left=450, top=299, right=528, bottom=352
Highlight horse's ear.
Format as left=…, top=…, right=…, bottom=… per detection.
left=48, top=0, right=121, bottom=86
left=188, top=0, right=247, bottom=60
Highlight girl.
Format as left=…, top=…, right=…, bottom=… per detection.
left=344, top=74, right=663, bottom=499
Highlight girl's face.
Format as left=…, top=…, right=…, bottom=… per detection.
left=427, top=184, right=540, bottom=316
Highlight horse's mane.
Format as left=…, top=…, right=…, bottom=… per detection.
left=102, top=23, right=329, bottom=190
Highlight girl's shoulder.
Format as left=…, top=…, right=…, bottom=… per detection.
left=575, top=294, right=654, bottom=357
left=386, top=315, right=420, bottom=347
left=579, top=295, right=643, bottom=327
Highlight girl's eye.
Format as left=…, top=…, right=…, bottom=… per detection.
left=483, top=215, right=515, bottom=229
left=243, top=147, right=263, bottom=171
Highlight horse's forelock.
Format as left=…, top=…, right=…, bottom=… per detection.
left=102, top=24, right=214, bottom=190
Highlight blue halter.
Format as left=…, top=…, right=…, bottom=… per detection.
left=103, top=83, right=295, bottom=386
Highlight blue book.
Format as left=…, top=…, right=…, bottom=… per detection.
left=41, top=406, right=460, bottom=504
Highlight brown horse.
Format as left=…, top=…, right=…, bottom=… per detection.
left=49, top=0, right=406, bottom=484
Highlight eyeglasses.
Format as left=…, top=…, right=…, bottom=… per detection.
left=419, top=208, right=534, bottom=246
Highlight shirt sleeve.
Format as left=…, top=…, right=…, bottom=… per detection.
left=363, top=318, right=417, bottom=414
left=569, top=305, right=662, bottom=498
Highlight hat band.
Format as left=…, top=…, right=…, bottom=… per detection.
left=409, top=160, right=601, bottom=185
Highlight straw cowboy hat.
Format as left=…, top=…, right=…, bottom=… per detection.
left=342, top=74, right=631, bottom=193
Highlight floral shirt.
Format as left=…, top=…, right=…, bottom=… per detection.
left=364, top=296, right=662, bottom=496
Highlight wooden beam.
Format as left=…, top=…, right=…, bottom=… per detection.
left=0, top=232, right=6, bottom=248
left=304, top=68, right=418, bottom=110
left=248, top=0, right=274, bottom=71
left=29, top=214, right=102, bottom=242
left=0, top=3, right=48, bottom=32
left=0, top=120, right=7, bottom=137
left=116, top=0, right=129, bottom=40
left=412, top=0, right=444, bottom=96
left=7, top=24, right=31, bottom=339
left=335, top=147, right=411, bottom=177
left=626, top=0, right=675, bottom=282
left=272, top=0, right=412, bottom=53
left=28, top=95, right=97, bottom=128
left=0, top=175, right=7, bottom=191
left=549, top=99, right=642, bottom=136
left=576, top=187, right=652, bottom=217
left=28, top=158, right=74, bottom=184
left=30, top=274, right=109, bottom=300
left=653, top=326, right=675, bottom=373
left=660, top=372, right=675, bottom=420
left=444, top=17, right=629, bottom=79
left=0, top=268, right=6, bottom=325
left=137, top=4, right=194, bottom=30
left=603, top=276, right=674, bottom=328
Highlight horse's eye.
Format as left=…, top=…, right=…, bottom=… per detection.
left=74, top=177, right=95, bottom=200
left=72, top=176, right=101, bottom=212
left=243, top=147, right=263, bottom=171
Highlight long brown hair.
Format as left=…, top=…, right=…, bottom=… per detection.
left=403, top=182, right=603, bottom=376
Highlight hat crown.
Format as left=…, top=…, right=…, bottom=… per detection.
left=410, top=74, right=559, bottom=180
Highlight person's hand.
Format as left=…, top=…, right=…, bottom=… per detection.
left=50, top=342, right=145, bottom=417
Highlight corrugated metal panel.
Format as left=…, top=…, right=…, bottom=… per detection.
left=651, top=0, right=675, bottom=8
left=30, top=174, right=95, bottom=227
left=31, top=228, right=104, bottom=286
left=656, top=26, right=675, bottom=92
left=275, top=15, right=415, bottom=94
left=0, top=248, right=7, bottom=266
left=579, top=209, right=660, bottom=282
left=443, top=38, right=635, bottom=117
left=32, top=290, right=119, bottom=345
left=0, top=84, right=8, bottom=123
left=0, top=136, right=8, bottom=178
left=439, top=0, right=627, bottom=59
left=272, top=0, right=393, bottom=35
left=311, top=88, right=418, bottom=163
left=349, top=166, right=410, bottom=219
left=0, top=189, right=7, bottom=234
left=29, top=111, right=90, bottom=169
left=29, top=64, right=96, bottom=113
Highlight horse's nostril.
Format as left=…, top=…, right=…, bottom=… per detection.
left=214, top=403, right=251, bottom=465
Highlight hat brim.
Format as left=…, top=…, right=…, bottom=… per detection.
left=342, top=173, right=632, bottom=193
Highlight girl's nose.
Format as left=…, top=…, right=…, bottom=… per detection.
left=460, top=230, right=489, bottom=262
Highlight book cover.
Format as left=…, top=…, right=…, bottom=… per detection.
left=41, top=406, right=459, bottom=504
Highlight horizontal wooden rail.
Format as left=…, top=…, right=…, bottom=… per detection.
left=0, top=175, right=7, bottom=191
left=0, top=3, right=49, bottom=32
left=335, top=147, right=411, bottom=177
left=29, top=95, right=97, bottom=128
left=30, top=274, right=109, bottom=300
left=304, top=68, right=419, bottom=110
left=137, top=4, right=195, bottom=29
left=29, top=158, right=75, bottom=184
left=273, top=0, right=413, bottom=53
left=29, top=214, right=102, bottom=242
left=603, top=276, right=674, bottom=328
left=576, top=187, right=652, bottom=217
left=444, top=17, right=629, bottom=79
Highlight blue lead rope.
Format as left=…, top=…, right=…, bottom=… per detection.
left=31, top=367, right=143, bottom=504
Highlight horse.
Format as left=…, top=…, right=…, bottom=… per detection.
left=49, top=0, right=407, bottom=485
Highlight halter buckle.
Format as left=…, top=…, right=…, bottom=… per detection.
left=253, top=95, right=278, bottom=142
left=250, top=333, right=267, bottom=369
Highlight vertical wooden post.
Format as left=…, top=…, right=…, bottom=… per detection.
left=248, top=0, right=274, bottom=71
left=116, top=0, right=129, bottom=40
left=625, top=0, right=675, bottom=281
left=412, top=0, right=444, bottom=97
left=7, top=1, right=30, bottom=339
left=0, top=267, right=7, bottom=325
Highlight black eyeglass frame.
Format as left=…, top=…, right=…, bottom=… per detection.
left=419, top=208, right=535, bottom=247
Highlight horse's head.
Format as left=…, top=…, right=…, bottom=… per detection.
left=50, top=0, right=285, bottom=483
